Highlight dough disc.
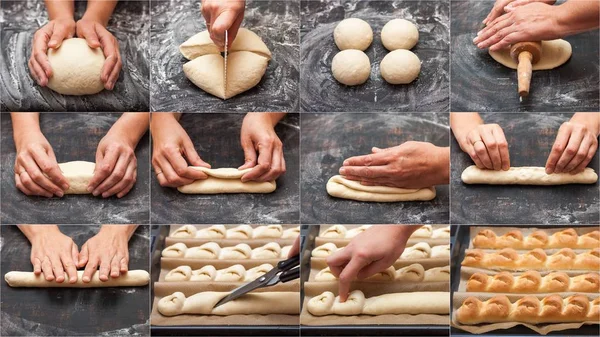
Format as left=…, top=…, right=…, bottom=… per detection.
left=326, top=175, right=435, bottom=202
left=489, top=39, right=572, bottom=70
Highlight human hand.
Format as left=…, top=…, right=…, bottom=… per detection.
left=482, top=0, right=556, bottom=25
left=545, top=122, right=598, bottom=174
left=151, top=114, right=211, bottom=187
left=78, top=225, right=134, bottom=282
left=76, top=18, right=121, bottom=90
left=29, top=18, right=76, bottom=86
left=288, top=235, right=300, bottom=258
left=238, top=113, right=286, bottom=182
left=339, top=141, right=449, bottom=189
left=22, top=225, right=79, bottom=283
left=201, top=0, right=246, bottom=49
left=458, top=124, right=510, bottom=171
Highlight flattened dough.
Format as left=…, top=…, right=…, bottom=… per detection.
left=5, top=270, right=149, bottom=287
left=489, top=39, right=572, bottom=70
left=58, top=161, right=96, bottom=194
left=157, top=291, right=299, bottom=316
left=461, top=166, right=598, bottom=185
left=326, top=175, right=435, bottom=202
left=177, top=167, right=276, bottom=194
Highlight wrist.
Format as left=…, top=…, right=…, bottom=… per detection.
left=433, top=146, right=450, bottom=184
left=21, top=225, right=60, bottom=242
left=14, top=129, right=43, bottom=151
left=106, top=125, right=138, bottom=149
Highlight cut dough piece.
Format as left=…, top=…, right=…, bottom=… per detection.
left=220, top=244, right=252, bottom=259
left=162, top=243, right=188, bottom=258
left=251, top=242, right=281, bottom=259
left=381, top=19, right=419, bottom=51
left=197, top=225, right=226, bottom=239
left=431, top=245, right=451, bottom=259
left=5, top=270, right=149, bottom=287
left=183, top=54, right=225, bottom=98
left=186, top=242, right=222, bottom=259
left=331, top=50, right=371, bottom=86
left=380, top=49, right=421, bottom=84
left=46, top=38, right=105, bottom=95
left=177, top=167, right=276, bottom=194
left=432, top=226, right=451, bottom=239
left=334, top=18, right=373, bottom=51
left=346, top=225, right=372, bottom=238
left=395, top=263, right=425, bottom=282
left=424, top=266, right=450, bottom=282
left=411, top=225, right=433, bottom=238
left=461, top=166, right=598, bottom=185
left=180, top=28, right=272, bottom=60
left=307, top=290, right=449, bottom=316
left=489, top=39, right=572, bottom=70
left=321, top=225, right=347, bottom=238
left=226, top=225, right=254, bottom=239
left=401, top=242, right=432, bottom=259
left=158, top=291, right=299, bottom=316
left=253, top=225, right=283, bottom=238
left=280, top=245, right=292, bottom=258
left=165, top=266, right=193, bottom=281
left=58, top=161, right=96, bottom=194
left=282, top=226, right=300, bottom=239
left=312, top=243, right=339, bottom=257
left=191, top=265, right=216, bottom=281
left=327, top=175, right=435, bottom=202
left=245, top=264, right=274, bottom=281
left=171, top=225, right=198, bottom=238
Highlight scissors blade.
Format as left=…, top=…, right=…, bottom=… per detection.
left=224, top=30, right=228, bottom=98
left=213, top=268, right=276, bottom=309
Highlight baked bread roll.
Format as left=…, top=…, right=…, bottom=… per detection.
left=456, top=294, right=600, bottom=324
left=411, top=225, right=433, bottom=238
left=432, top=226, right=451, bottom=239
left=467, top=271, right=600, bottom=293
left=307, top=290, right=449, bottom=316
left=226, top=225, right=253, bottom=239
left=252, top=225, right=283, bottom=238
left=462, top=248, right=599, bottom=271
left=282, top=226, right=300, bottom=239
left=473, top=228, right=599, bottom=249
left=162, top=242, right=286, bottom=260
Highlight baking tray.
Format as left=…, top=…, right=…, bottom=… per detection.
left=301, top=225, right=450, bottom=336
left=150, top=225, right=299, bottom=336
left=451, top=225, right=599, bottom=336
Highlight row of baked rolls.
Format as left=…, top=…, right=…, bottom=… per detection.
left=319, top=225, right=450, bottom=239
left=473, top=228, right=599, bottom=250
left=162, top=242, right=292, bottom=259
left=466, top=271, right=600, bottom=293
left=315, top=264, right=450, bottom=282
left=312, top=242, right=450, bottom=259
left=456, top=294, right=600, bottom=324
left=170, top=225, right=300, bottom=239
left=307, top=290, right=450, bottom=316
left=462, top=248, right=599, bottom=271
left=164, top=264, right=273, bottom=282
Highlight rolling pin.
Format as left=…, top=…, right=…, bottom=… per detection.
left=509, top=41, right=542, bottom=98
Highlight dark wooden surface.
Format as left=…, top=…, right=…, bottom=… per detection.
left=0, top=0, right=150, bottom=112
left=300, top=113, right=450, bottom=224
left=150, top=0, right=299, bottom=113
left=450, top=0, right=600, bottom=112
left=451, top=113, right=600, bottom=224
left=0, top=113, right=150, bottom=224
left=0, top=225, right=150, bottom=336
left=150, top=113, right=300, bottom=224
left=300, top=0, right=449, bottom=113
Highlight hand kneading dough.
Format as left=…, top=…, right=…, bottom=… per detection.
left=380, top=49, right=421, bottom=84
left=46, top=38, right=105, bottom=95
left=381, top=19, right=419, bottom=51
left=326, top=175, right=435, bottom=202
left=158, top=291, right=299, bottom=316
left=58, top=161, right=96, bottom=194
left=307, top=290, right=449, bottom=316
left=461, top=166, right=598, bottom=185
left=490, top=39, right=572, bottom=70
left=331, top=50, right=371, bottom=86
left=177, top=167, right=276, bottom=194
left=334, top=18, right=373, bottom=51
left=5, top=270, right=149, bottom=287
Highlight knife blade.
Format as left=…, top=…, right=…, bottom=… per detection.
left=224, top=30, right=228, bottom=99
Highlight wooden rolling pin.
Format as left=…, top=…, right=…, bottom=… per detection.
left=509, top=41, right=542, bottom=98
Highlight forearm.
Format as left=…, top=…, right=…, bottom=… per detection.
left=450, top=113, right=483, bottom=148
left=570, top=112, right=600, bottom=136
left=151, top=113, right=179, bottom=133
left=246, top=112, right=286, bottom=126
left=11, top=113, right=42, bottom=149
left=81, top=0, right=118, bottom=27
left=18, top=225, right=60, bottom=243
left=555, top=0, right=600, bottom=36
left=99, top=225, right=138, bottom=240
left=433, top=146, right=450, bottom=185
left=109, top=113, right=150, bottom=148
left=45, top=0, right=75, bottom=20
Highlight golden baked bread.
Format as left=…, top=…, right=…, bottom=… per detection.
left=462, top=248, right=599, bottom=271
left=466, top=271, right=600, bottom=293
left=473, top=228, right=599, bottom=249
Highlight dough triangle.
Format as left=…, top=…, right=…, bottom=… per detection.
left=182, top=54, right=226, bottom=99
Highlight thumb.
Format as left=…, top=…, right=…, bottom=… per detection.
left=238, top=140, right=257, bottom=170
left=79, top=24, right=101, bottom=49
left=182, top=138, right=209, bottom=168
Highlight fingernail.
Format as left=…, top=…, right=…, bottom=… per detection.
left=62, top=184, right=69, bottom=190
left=83, top=277, right=90, bottom=282
left=339, top=168, right=346, bottom=174
left=102, top=192, right=109, bottom=198
left=343, top=160, right=349, bottom=166
left=55, top=191, right=64, bottom=197
left=92, top=190, right=100, bottom=196
left=87, top=186, right=93, bottom=192
left=49, top=40, right=56, bottom=46
left=545, top=168, right=552, bottom=174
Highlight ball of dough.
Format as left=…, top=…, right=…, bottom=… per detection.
left=331, top=50, right=371, bottom=86
left=380, top=49, right=421, bottom=84
left=381, top=19, right=419, bottom=51
left=46, top=38, right=106, bottom=95
left=334, top=18, right=373, bottom=51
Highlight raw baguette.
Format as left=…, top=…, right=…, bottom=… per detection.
left=169, top=225, right=299, bottom=239
left=162, top=242, right=289, bottom=260
left=462, top=248, right=599, bottom=271
left=314, top=264, right=450, bottom=282
left=461, top=166, right=598, bottom=185
left=164, top=264, right=273, bottom=282
left=312, top=242, right=448, bottom=260
left=473, top=228, right=599, bottom=249
left=466, top=271, right=600, bottom=293
left=456, top=294, right=600, bottom=324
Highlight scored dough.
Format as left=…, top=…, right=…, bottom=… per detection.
left=331, top=50, right=371, bottom=86
left=177, top=167, right=276, bottom=194
left=180, top=28, right=272, bottom=60
left=489, top=39, right=572, bottom=70
left=5, top=270, right=149, bottom=287
left=334, top=18, right=373, bottom=51
left=46, top=38, right=105, bottom=95
left=381, top=19, right=419, bottom=51
left=58, top=161, right=96, bottom=194
left=461, top=166, right=598, bottom=185
left=380, top=49, right=421, bottom=84
left=326, top=175, right=435, bottom=202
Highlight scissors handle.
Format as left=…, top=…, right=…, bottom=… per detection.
left=277, top=254, right=299, bottom=271
left=279, top=265, right=300, bottom=283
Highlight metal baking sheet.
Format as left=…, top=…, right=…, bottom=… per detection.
left=300, top=0, right=449, bottom=112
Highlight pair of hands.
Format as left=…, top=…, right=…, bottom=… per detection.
left=151, top=113, right=286, bottom=187
left=23, top=225, right=132, bottom=283
left=29, top=17, right=121, bottom=90
left=201, top=0, right=246, bottom=50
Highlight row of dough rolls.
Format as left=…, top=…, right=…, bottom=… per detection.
left=312, top=242, right=451, bottom=260
left=313, top=264, right=449, bottom=283
left=162, top=242, right=292, bottom=260
left=472, top=228, right=599, bottom=250
left=169, top=224, right=300, bottom=240
left=462, top=247, right=599, bottom=271
left=319, top=225, right=450, bottom=240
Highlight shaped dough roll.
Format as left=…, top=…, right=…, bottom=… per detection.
left=411, top=225, right=433, bottom=238
left=158, top=291, right=299, bottom=316
left=162, top=243, right=188, bottom=258
left=315, top=267, right=338, bottom=281
left=320, top=225, right=348, bottom=238
left=196, top=225, right=227, bottom=239
left=462, top=248, right=600, bottom=271
left=432, top=226, right=451, bottom=239
left=400, top=242, right=432, bottom=259
left=251, top=242, right=282, bottom=259
left=473, top=228, right=600, bottom=249
left=226, top=225, right=253, bottom=239
left=431, top=245, right=451, bottom=259
left=315, top=266, right=395, bottom=282
left=5, top=270, right=149, bottom=287
left=186, top=242, right=222, bottom=259
left=245, top=264, right=274, bottom=281
left=280, top=245, right=292, bottom=258
left=461, top=166, right=598, bottom=185
left=177, top=167, right=276, bottom=194
left=219, top=244, right=252, bottom=259
left=162, top=242, right=287, bottom=260
left=312, top=243, right=339, bottom=257
left=165, top=266, right=194, bottom=281
left=466, top=271, right=600, bottom=293
left=282, top=226, right=300, bottom=239
left=326, top=175, right=436, bottom=202
left=424, top=266, right=451, bottom=282
left=395, top=263, right=425, bottom=282
left=253, top=225, right=283, bottom=238
left=346, top=225, right=372, bottom=238
left=171, top=225, right=198, bottom=238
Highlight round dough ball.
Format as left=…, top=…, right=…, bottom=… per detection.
left=331, top=50, right=371, bottom=86
left=334, top=18, right=373, bottom=51
left=46, top=38, right=106, bottom=95
left=380, top=49, right=421, bottom=84
left=381, top=19, right=419, bottom=51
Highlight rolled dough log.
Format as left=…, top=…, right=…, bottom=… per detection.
left=58, top=161, right=96, bottom=194
left=307, top=290, right=449, bottom=316
left=158, top=291, right=299, bottom=316
left=461, top=166, right=598, bottom=185
left=326, top=175, right=436, bottom=202
left=489, top=39, right=572, bottom=70
left=5, top=270, right=149, bottom=287
left=177, top=167, right=276, bottom=194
